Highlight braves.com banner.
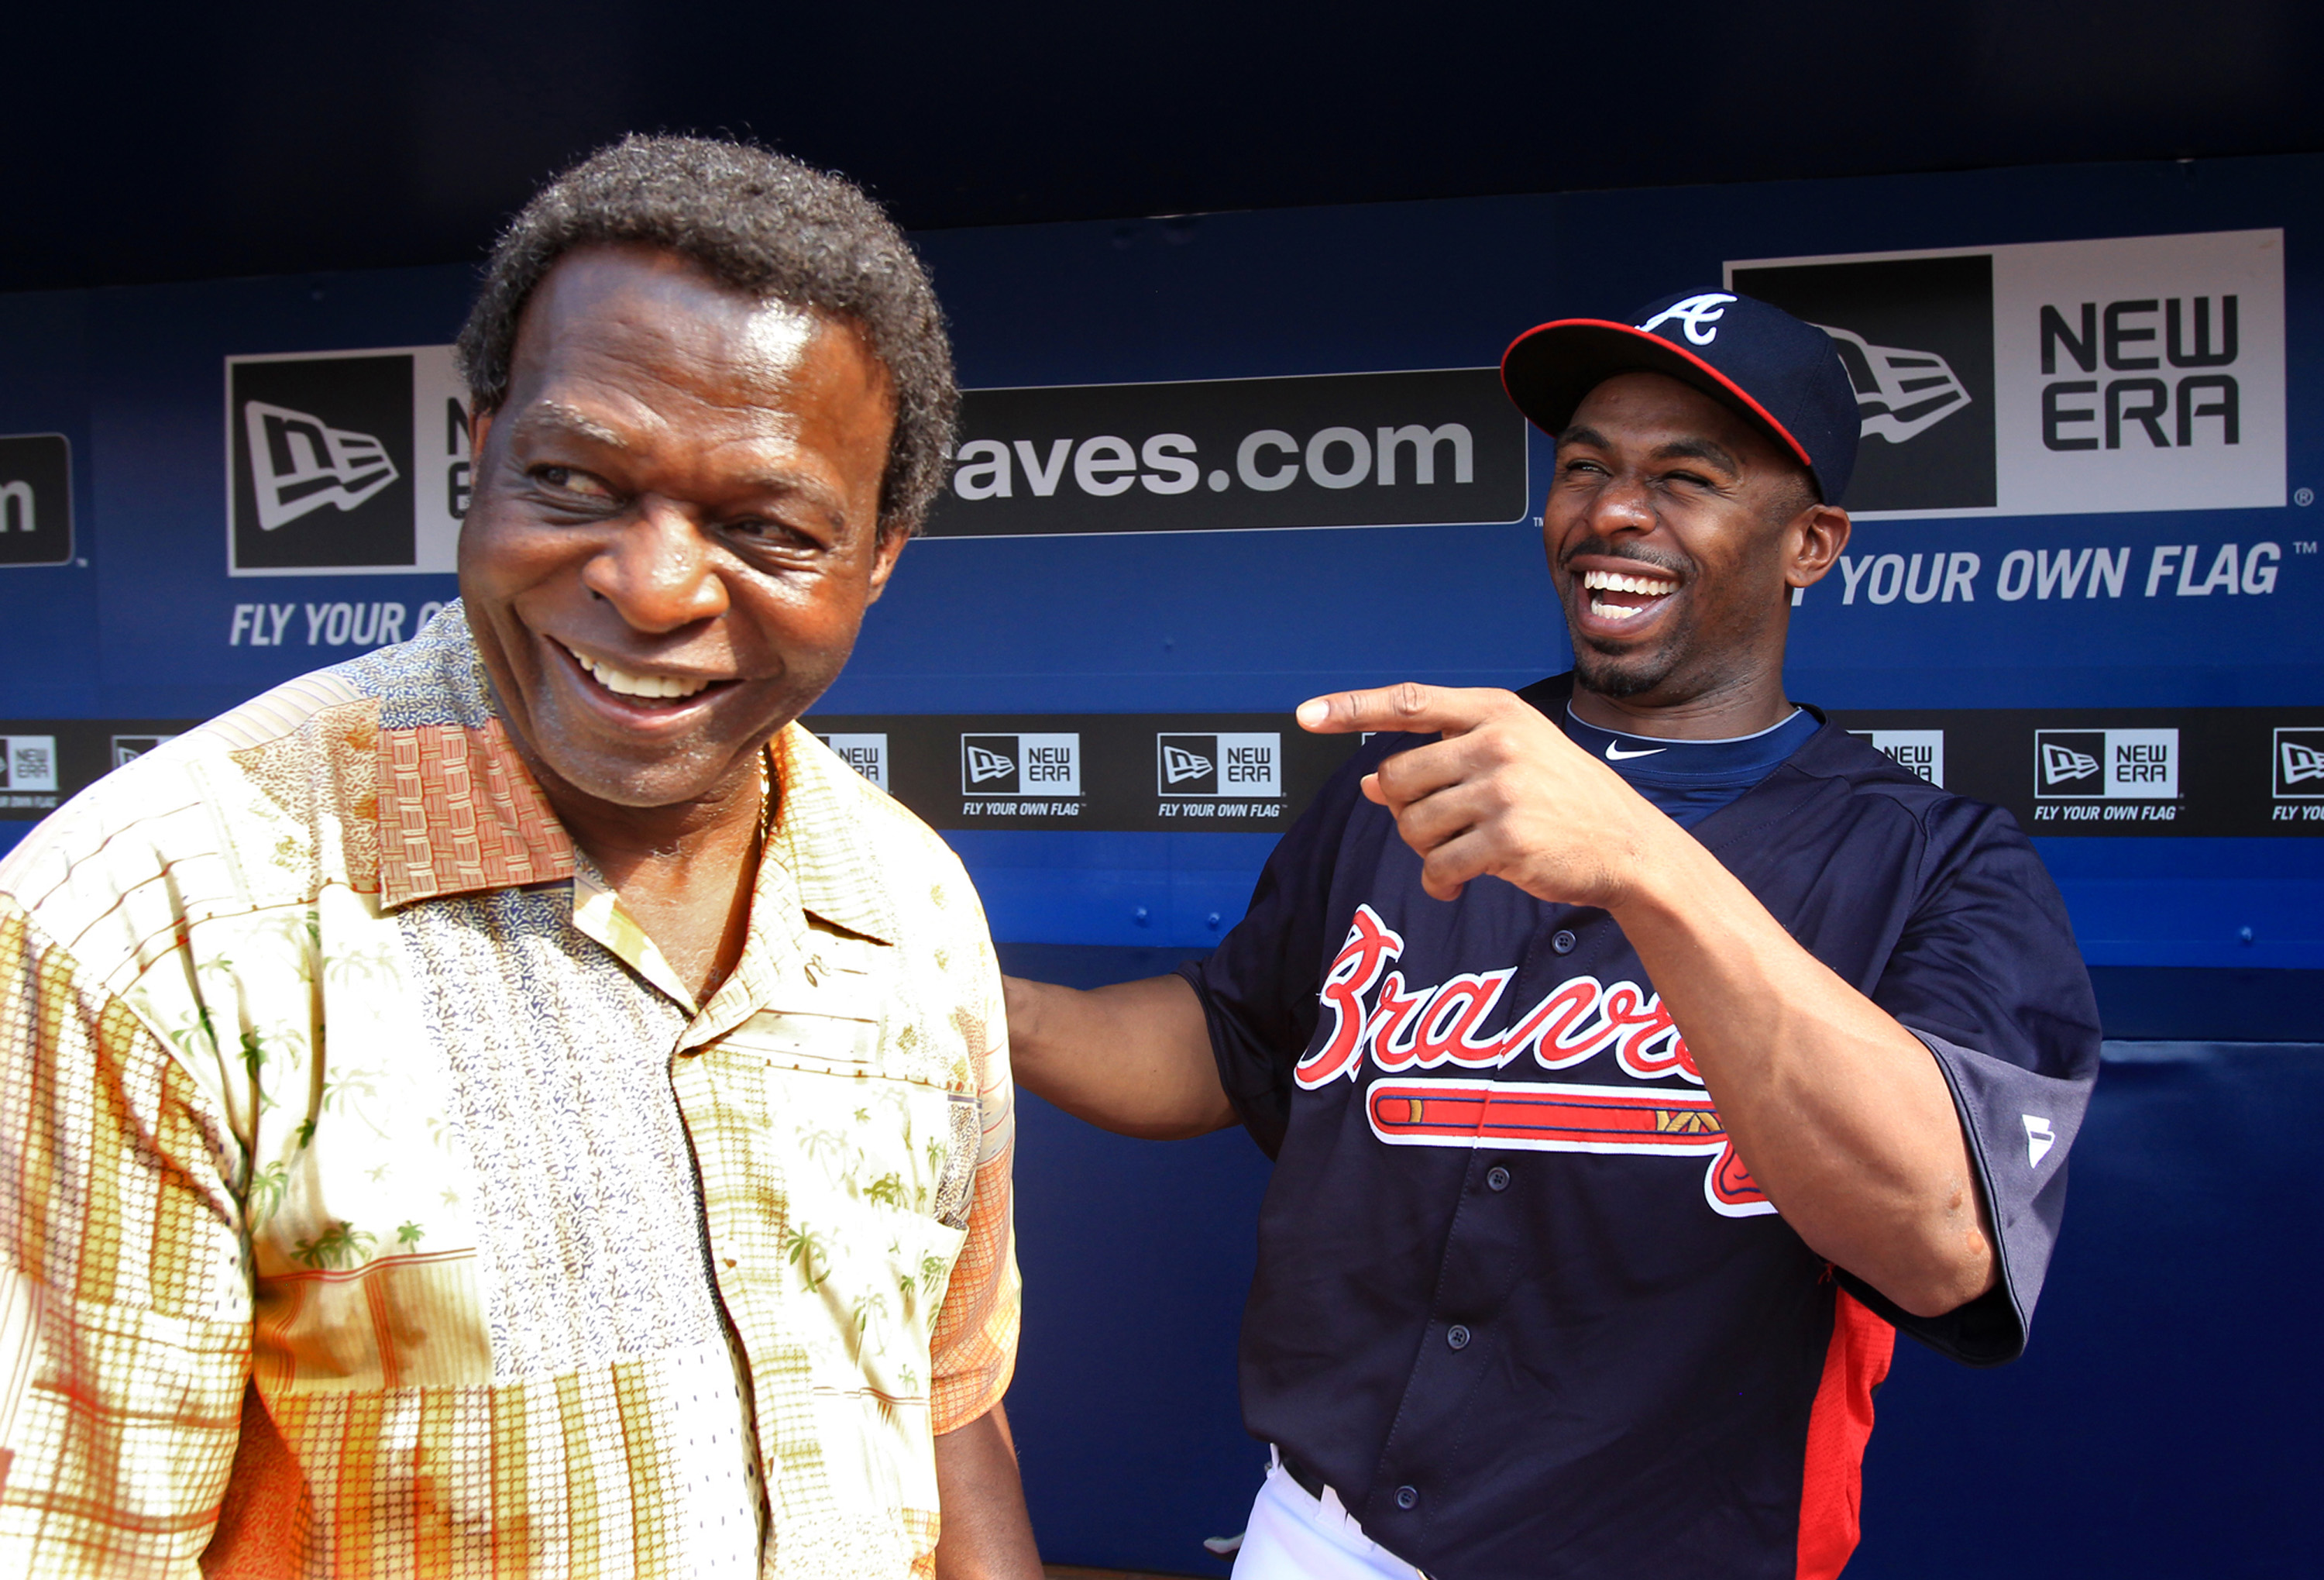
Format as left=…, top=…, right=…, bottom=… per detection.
left=0, top=435, right=72, bottom=568
left=1729, top=228, right=2285, bottom=518
left=923, top=368, right=1529, bottom=538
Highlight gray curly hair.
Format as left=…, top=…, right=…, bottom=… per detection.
left=456, top=134, right=957, bottom=540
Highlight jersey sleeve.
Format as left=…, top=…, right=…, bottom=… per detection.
left=1844, top=798, right=2103, bottom=1366
left=1179, top=736, right=1399, bottom=1158
left=0, top=896, right=253, bottom=1574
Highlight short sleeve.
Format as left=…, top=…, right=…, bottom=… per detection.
left=1180, top=735, right=1405, bottom=1158
left=1844, top=800, right=2102, bottom=1365
left=0, top=897, right=253, bottom=1572
left=927, top=928, right=1020, bottom=1434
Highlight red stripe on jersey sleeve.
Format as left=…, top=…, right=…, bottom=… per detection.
left=1796, top=1287, right=1896, bottom=1580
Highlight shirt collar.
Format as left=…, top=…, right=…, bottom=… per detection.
left=373, top=706, right=898, bottom=949
left=374, top=714, right=576, bottom=910
left=366, top=607, right=896, bottom=948
left=760, top=722, right=901, bottom=949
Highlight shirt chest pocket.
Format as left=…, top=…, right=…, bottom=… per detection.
left=753, top=1062, right=982, bottom=1234
left=720, top=1004, right=980, bottom=1231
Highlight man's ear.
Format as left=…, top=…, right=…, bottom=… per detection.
left=1786, top=502, right=1851, bottom=588
left=468, top=404, right=495, bottom=473
left=865, top=527, right=909, bottom=605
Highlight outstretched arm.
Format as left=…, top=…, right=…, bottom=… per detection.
left=1002, top=973, right=1237, bottom=1139
left=1298, top=683, right=1998, bottom=1319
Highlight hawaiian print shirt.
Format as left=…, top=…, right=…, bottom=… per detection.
left=0, top=607, right=1018, bottom=1578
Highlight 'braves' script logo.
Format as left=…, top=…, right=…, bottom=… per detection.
left=1298, top=905, right=1700, bottom=1089
left=1301, top=906, right=1772, bottom=1217
left=1635, top=292, right=1736, bottom=346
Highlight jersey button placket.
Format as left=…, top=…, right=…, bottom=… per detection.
left=1485, top=1165, right=1510, bottom=1192
left=1395, top=1485, right=1420, bottom=1510
left=1551, top=928, right=1578, bottom=955
left=1446, top=1324, right=1471, bottom=1351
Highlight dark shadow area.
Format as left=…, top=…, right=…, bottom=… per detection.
left=4, top=1, right=2319, bottom=292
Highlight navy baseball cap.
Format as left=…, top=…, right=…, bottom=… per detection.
left=1500, top=290, right=1862, bottom=505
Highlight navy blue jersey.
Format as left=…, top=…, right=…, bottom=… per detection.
left=1181, top=674, right=2101, bottom=1580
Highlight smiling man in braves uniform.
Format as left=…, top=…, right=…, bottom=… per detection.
left=1005, top=291, right=2101, bottom=1579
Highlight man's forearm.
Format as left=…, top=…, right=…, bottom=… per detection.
left=1002, top=973, right=1236, bottom=1139
left=1611, top=826, right=1998, bottom=1317
left=932, top=1403, right=1040, bottom=1579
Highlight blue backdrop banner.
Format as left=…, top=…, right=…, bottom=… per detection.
left=0, top=153, right=2319, bottom=969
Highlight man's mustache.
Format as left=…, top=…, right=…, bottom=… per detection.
left=1556, top=539, right=1692, bottom=580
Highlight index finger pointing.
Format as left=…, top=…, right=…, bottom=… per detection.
left=1295, top=683, right=1502, bottom=737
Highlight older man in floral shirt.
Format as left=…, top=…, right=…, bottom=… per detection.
left=0, top=136, right=1036, bottom=1578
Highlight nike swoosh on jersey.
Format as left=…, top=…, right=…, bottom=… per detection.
left=1604, top=742, right=1667, bottom=760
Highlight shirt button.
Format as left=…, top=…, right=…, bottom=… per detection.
left=1486, top=1165, right=1511, bottom=1192
left=1446, top=1324, right=1471, bottom=1350
left=1396, top=1485, right=1420, bottom=1510
left=1552, top=928, right=1577, bottom=955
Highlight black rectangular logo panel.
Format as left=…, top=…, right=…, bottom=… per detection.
left=230, top=354, right=415, bottom=570
left=1730, top=253, right=1997, bottom=513
left=0, top=434, right=73, bottom=567
left=921, top=368, right=1529, bottom=538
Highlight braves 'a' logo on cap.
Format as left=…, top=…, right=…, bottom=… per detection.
left=1635, top=293, right=1738, bottom=346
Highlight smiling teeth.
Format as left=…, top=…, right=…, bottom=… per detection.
left=1582, top=570, right=1678, bottom=595
left=570, top=649, right=713, bottom=700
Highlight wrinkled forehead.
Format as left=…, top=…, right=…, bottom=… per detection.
left=509, top=243, right=841, bottom=401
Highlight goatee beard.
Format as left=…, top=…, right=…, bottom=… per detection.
left=1573, top=645, right=1681, bottom=700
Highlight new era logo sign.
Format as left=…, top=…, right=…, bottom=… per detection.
left=0, top=736, right=57, bottom=791
left=1818, top=326, right=1973, bottom=443
left=230, top=353, right=414, bottom=571
left=2040, top=737, right=2102, bottom=788
left=963, top=738, right=1016, bottom=789
left=816, top=733, right=890, bottom=792
left=228, top=344, right=472, bottom=576
left=2036, top=728, right=2178, bottom=799
left=1160, top=740, right=1213, bottom=787
left=1850, top=729, right=1945, bottom=787
left=243, top=401, right=400, bottom=529
left=110, top=735, right=177, bottom=769
left=961, top=734, right=1080, bottom=797
left=1728, top=253, right=1996, bottom=513
left=1731, top=230, right=2286, bottom=519
left=2275, top=728, right=2324, bottom=799
left=1157, top=733, right=1282, bottom=797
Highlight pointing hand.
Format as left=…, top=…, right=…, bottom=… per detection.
left=1297, top=683, right=1665, bottom=907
